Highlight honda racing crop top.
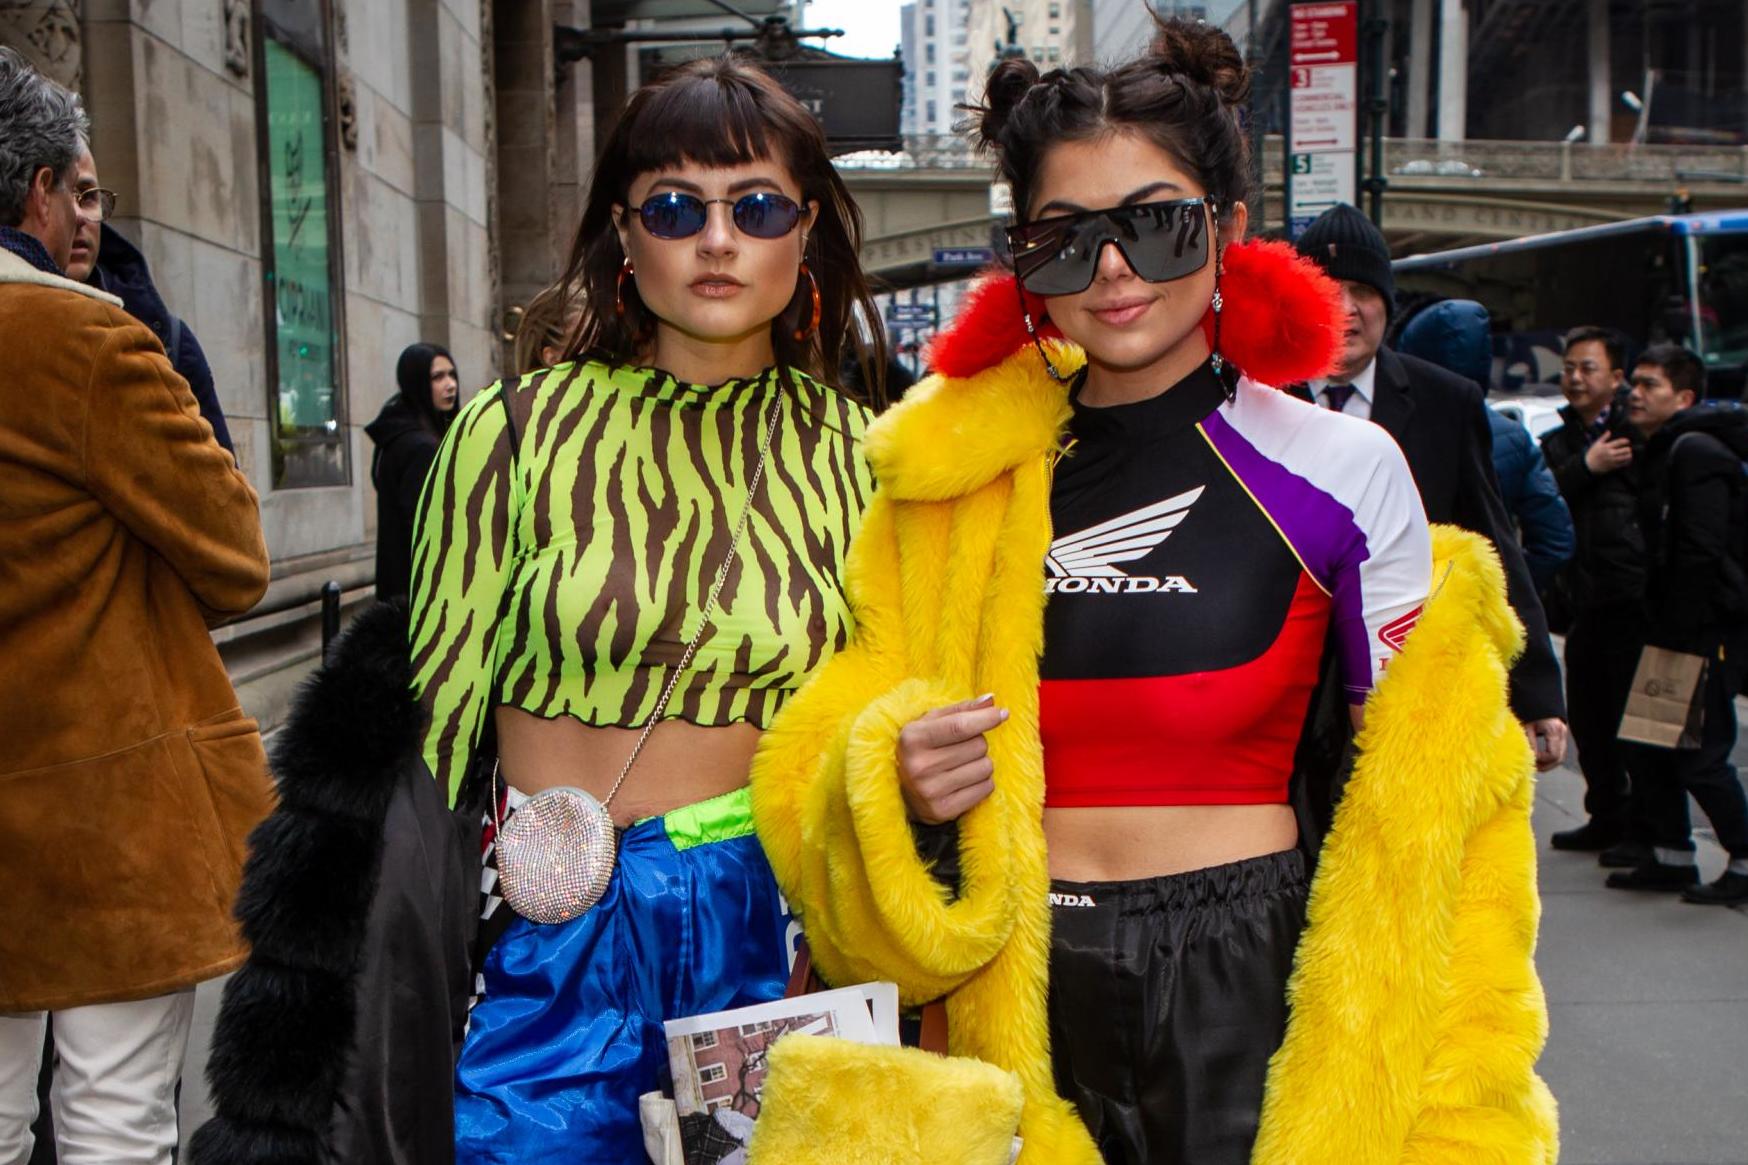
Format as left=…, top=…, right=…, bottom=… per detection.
left=1040, top=362, right=1432, bottom=808
left=410, top=360, right=873, bottom=805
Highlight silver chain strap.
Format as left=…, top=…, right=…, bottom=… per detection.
left=491, top=372, right=787, bottom=829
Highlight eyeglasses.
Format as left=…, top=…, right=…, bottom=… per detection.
left=75, top=187, right=118, bottom=222
left=632, top=191, right=803, bottom=241
left=1006, top=196, right=1215, bottom=297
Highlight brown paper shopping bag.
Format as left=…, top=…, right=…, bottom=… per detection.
left=1618, top=646, right=1708, bottom=749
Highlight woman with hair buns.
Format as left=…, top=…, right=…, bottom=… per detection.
left=751, top=17, right=1556, bottom=1165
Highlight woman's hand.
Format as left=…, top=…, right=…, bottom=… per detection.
left=896, top=694, right=1008, bottom=824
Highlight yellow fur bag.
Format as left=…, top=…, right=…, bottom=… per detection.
left=737, top=937, right=1020, bottom=1154
left=745, top=1034, right=1024, bottom=1165
left=748, top=1028, right=1027, bottom=1154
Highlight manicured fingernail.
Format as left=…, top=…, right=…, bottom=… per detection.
left=998, top=707, right=1011, bottom=722
left=975, top=692, right=996, bottom=706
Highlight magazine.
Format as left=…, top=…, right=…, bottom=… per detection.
left=661, top=983, right=899, bottom=1165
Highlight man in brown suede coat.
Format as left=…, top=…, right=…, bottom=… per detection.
left=0, top=48, right=274, bottom=1163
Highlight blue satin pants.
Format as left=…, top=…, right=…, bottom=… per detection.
left=454, top=787, right=793, bottom=1163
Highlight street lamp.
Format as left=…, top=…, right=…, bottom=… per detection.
left=1621, top=74, right=1656, bottom=145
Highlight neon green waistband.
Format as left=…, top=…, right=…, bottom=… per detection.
left=649, top=785, right=757, bottom=852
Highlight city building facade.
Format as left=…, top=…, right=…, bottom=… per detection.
left=1092, top=0, right=1248, bottom=65
left=2, top=0, right=599, bottom=732
left=963, top=0, right=1094, bottom=99
left=900, top=0, right=970, bottom=135
left=1242, top=0, right=1748, bottom=147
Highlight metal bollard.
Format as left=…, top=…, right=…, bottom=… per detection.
left=321, top=580, right=342, bottom=667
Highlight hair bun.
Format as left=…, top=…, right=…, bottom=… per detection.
left=1147, top=17, right=1249, bottom=108
left=971, top=57, right=1043, bottom=152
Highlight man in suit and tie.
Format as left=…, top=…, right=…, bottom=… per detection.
left=1294, top=204, right=1569, bottom=770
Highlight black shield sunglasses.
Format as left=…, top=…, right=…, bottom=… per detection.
left=1006, top=196, right=1216, bottom=297
left=630, top=191, right=803, bottom=241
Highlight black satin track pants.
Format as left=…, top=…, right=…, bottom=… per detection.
left=1046, top=849, right=1309, bottom=1165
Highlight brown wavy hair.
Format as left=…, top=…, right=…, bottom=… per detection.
left=559, top=55, right=885, bottom=406
left=513, top=281, right=582, bottom=376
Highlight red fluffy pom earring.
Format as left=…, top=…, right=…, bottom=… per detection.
left=1197, top=239, right=1345, bottom=386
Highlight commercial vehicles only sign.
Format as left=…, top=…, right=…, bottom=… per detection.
left=1287, top=1, right=1359, bottom=239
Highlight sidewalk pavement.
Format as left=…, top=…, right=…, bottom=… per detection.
left=1533, top=745, right=1748, bottom=1164
left=172, top=750, right=1748, bottom=1162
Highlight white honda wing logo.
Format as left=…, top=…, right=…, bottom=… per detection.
left=1045, top=486, right=1204, bottom=595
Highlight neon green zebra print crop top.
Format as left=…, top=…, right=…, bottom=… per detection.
left=408, top=360, right=874, bottom=804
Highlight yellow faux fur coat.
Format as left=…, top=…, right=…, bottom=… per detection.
left=750, top=335, right=1558, bottom=1163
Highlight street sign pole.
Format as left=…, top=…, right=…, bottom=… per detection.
left=1353, top=6, right=1364, bottom=207
left=1282, top=34, right=1293, bottom=238
left=1247, top=0, right=1263, bottom=231
left=1361, top=0, right=1391, bottom=224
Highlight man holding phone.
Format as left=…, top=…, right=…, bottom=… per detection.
left=1540, top=326, right=1650, bottom=864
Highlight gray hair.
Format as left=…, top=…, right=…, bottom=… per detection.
left=0, top=46, right=88, bottom=227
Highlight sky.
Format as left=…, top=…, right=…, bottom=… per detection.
left=802, top=0, right=905, bottom=60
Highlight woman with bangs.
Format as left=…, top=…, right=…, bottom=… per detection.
left=407, top=56, right=885, bottom=1160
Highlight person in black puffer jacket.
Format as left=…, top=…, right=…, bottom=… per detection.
left=1539, top=326, right=1650, bottom=858
left=1605, top=343, right=1748, bottom=906
left=366, top=344, right=458, bottom=601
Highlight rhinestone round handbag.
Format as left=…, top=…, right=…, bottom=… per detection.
left=488, top=385, right=784, bottom=926
left=494, top=785, right=618, bottom=924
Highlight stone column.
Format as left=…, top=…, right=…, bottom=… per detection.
left=0, top=0, right=80, bottom=90
left=405, top=0, right=496, bottom=381
left=1406, top=0, right=1433, bottom=139
left=493, top=0, right=569, bottom=360
left=1587, top=0, right=1610, bottom=144
left=1436, top=0, right=1466, bottom=142
left=553, top=0, right=595, bottom=235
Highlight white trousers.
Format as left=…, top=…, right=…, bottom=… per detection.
left=0, top=990, right=195, bottom=1165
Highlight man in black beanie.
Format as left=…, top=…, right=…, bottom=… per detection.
left=1294, top=204, right=1569, bottom=770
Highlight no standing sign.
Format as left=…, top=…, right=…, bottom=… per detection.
left=1286, top=2, right=1359, bottom=239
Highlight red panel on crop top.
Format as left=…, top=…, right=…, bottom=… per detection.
left=1040, top=362, right=1431, bottom=809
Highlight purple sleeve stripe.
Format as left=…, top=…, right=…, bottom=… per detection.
left=1197, top=410, right=1377, bottom=693
left=1197, top=411, right=1371, bottom=588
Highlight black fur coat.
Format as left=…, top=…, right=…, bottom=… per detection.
left=189, top=601, right=477, bottom=1165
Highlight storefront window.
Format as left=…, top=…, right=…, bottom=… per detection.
left=257, top=0, right=348, bottom=488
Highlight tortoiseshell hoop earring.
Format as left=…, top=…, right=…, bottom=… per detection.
left=793, top=262, right=822, bottom=342
left=614, top=258, right=635, bottom=318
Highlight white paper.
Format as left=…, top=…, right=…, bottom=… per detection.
left=662, top=984, right=881, bottom=1046
left=857, top=980, right=900, bottom=1044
